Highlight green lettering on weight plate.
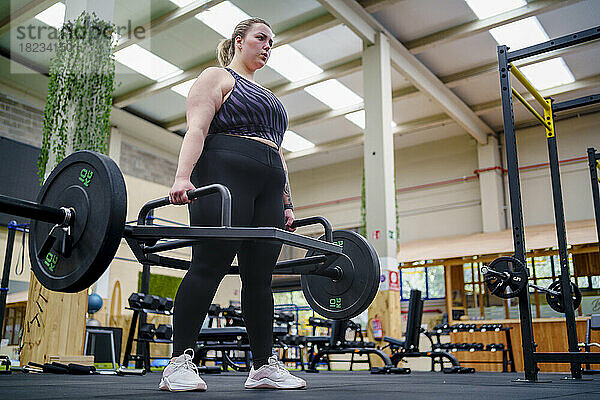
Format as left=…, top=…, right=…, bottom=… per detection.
left=44, top=252, right=58, bottom=272
left=329, top=297, right=341, bottom=309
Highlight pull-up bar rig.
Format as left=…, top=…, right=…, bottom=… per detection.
left=497, top=25, right=600, bottom=383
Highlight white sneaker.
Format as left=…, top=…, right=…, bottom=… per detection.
left=158, top=349, right=207, bottom=392
left=244, top=355, right=306, bottom=389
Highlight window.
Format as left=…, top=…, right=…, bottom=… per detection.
left=400, top=265, right=445, bottom=300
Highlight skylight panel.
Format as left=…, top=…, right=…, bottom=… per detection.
left=35, top=2, right=65, bottom=29
left=345, top=110, right=366, bottom=129
left=281, top=131, right=315, bottom=152
left=489, top=17, right=548, bottom=51
left=195, top=1, right=250, bottom=38
left=304, top=80, right=363, bottom=110
left=172, top=79, right=196, bottom=97
left=169, top=0, right=196, bottom=7
left=345, top=110, right=397, bottom=129
left=464, top=0, right=526, bottom=19
left=519, top=58, right=575, bottom=90
left=115, top=45, right=183, bottom=81
left=268, top=45, right=323, bottom=82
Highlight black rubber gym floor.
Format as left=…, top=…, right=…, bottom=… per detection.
left=2, top=371, right=600, bottom=399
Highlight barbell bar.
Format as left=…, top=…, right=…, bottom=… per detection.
left=482, top=256, right=582, bottom=313
left=1, top=150, right=380, bottom=320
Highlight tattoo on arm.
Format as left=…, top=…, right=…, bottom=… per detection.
left=283, top=176, right=292, bottom=204
left=279, top=148, right=293, bottom=207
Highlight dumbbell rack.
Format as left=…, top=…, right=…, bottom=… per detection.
left=122, top=306, right=172, bottom=372
left=429, top=325, right=516, bottom=372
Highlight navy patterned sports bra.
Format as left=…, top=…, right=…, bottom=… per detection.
left=207, top=68, right=288, bottom=148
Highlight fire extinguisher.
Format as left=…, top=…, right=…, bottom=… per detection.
left=371, top=315, right=383, bottom=340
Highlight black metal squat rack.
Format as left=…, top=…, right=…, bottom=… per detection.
left=497, top=25, right=600, bottom=382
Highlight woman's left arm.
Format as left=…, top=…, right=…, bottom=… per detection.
left=279, top=148, right=295, bottom=231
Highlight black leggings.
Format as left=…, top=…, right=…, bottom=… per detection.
left=172, top=134, right=285, bottom=367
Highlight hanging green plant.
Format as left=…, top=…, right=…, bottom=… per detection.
left=38, top=11, right=116, bottom=183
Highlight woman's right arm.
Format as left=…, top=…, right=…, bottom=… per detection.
left=170, top=68, right=232, bottom=204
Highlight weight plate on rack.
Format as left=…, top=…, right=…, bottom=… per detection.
left=29, top=151, right=127, bottom=292
left=301, top=230, right=380, bottom=320
left=546, top=280, right=582, bottom=313
left=483, top=256, right=528, bottom=299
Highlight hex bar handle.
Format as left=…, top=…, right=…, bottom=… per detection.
left=137, top=184, right=232, bottom=226
left=290, top=216, right=333, bottom=242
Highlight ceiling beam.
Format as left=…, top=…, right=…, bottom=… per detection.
left=405, top=0, right=584, bottom=54
left=162, top=39, right=599, bottom=132
left=284, top=75, right=600, bottom=162
left=0, top=0, right=58, bottom=38
left=317, top=0, right=492, bottom=144
left=115, top=0, right=224, bottom=51
left=112, top=0, right=398, bottom=108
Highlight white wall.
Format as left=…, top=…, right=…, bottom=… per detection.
left=289, top=113, right=599, bottom=244
left=503, top=112, right=600, bottom=228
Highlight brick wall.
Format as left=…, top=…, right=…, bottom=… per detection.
left=0, top=92, right=43, bottom=147
left=0, top=91, right=177, bottom=186
left=120, top=142, right=177, bottom=187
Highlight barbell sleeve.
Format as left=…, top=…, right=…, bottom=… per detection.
left=481, top=266, right=510, bottom=280
left=0, top=194, right=69, bottom=226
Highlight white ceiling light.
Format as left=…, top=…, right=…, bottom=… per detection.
left=464, top=0, right=526, bottom=19
left=269, top=45, right=323, bottom=82
left=520, top=58, right=575, bottom=90
left=115, top=45, right=183, bottom=81
left=281, top=130, right=315, bottom=152
left=35, top=2, right=66, bottom=29
left=195, top=1, right=250, bottom=38
left=172, top=79, right=196, bottom=97
left=305, top=79, right=363, bottom=110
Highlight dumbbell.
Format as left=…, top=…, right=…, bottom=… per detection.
left=309, top=317, right=332, bottom=327
left=471, top=343, right=484, bottom=351
left=157, top=297, right=173, bottom=312
left=468, top=324, right=477, bottom=332
left=128, top=293, right=144, bottom=309
left=480, top=324, right=488, bottom=332
left=486, top=343, right=505, bottom=352
left=274, top=311, right=294, bottom=323
left=155, top=324, right=173, bottom=340
left=139, top=323, right=156, bottom=340
left=142, top=294, right=160, bottom=310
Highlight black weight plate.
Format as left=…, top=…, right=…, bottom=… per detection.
left=29, top=151, right=127, bottom=292
left=546, top=280, right=582, bottom=313
left=301, top=230, right=380, bottom=320
left=484, top=256, right=528, bottom=299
